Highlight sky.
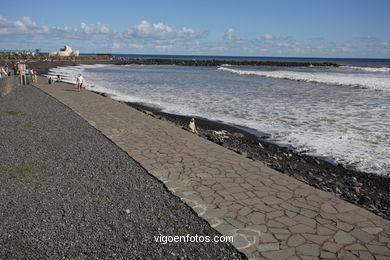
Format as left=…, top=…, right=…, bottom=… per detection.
left=1, top=0, right=390, bottom=58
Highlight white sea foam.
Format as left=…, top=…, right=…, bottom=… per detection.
left=218, top=66, right=390, bottom=91
left=341, top=65, right=390, bottom=73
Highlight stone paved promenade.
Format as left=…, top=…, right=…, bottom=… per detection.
left=34, top=78, right=390, bottom=260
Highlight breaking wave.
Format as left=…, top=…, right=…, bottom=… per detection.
left=341, top=65, right=390, bottom=73
left=218, top=66, right=390, bottom=91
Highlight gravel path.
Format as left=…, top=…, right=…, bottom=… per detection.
left=0, top=85, right=244, bottom=259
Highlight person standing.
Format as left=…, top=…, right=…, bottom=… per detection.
left=188, top=118, right=198, bottom=134
left=76, top=74, right=84, bottom=91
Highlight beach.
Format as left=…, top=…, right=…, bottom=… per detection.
left=4, top=58, right=389, bottom=218
left=37, top=58, right=390, bottom=220
left=29, top=74, right=390, bottom=259
left=2, top=59, right=390, bottom=259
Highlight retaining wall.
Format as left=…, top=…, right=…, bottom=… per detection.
left=0, top=75, right=32, bottom=97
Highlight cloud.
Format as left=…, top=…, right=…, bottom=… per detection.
left=0, top=15, right=49, bottom=35
left=224, top=28, right=236, bottom=41
left=112, top=42, right=121, bottom=49
left=262, top=33, right=280, bottom=40
left=155, top=45, right=173, bottom=51
left=123, top=20, right=204, bottom=40
left=80, top=22, right=111, bottom=35
left=0, top=15, right=112, bottom=40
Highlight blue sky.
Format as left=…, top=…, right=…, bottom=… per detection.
left=1, top=0, right=389, bottom=58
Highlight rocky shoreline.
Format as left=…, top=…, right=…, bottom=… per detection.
left=112, top=58, right=339, bottom=67
left=0, top=57, right=339, bottom=76
left=123, top=101, right=390, bottom=220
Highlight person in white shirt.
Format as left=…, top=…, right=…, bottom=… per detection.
left=188, top=118, right=198, bottom=134
left=76, top=74, right=84, bottom=91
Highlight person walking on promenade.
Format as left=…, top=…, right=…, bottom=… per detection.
left=76, top=74, right=84, bottom=92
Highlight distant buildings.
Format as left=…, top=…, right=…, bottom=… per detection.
left=49, top=46, right=79, bottom=57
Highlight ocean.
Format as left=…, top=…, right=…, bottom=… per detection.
left=46, top=55, right=390, bottom=176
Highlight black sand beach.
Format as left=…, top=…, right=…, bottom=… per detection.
left=3, top=58, right=390, bottom=220
left=0, top=85, right=244, bottom=259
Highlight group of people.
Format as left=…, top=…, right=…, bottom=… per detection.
left=47, top=74, right=83, bottom=91
left=0, top=64, right=37, bottom=83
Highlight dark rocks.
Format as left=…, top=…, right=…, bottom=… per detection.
left=113, top=58, right=339, bottom=68
left=1, top=58, right=339, bottom=77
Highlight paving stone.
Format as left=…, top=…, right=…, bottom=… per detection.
left=258, top=243, right=280, bottom=252
left=300, top=208, right=318, bottom=218
left=302, top=234, right=330, bottom=244
left=286, top=256, right=300, bottom=260
left=227, top=218, right=246, bottom=229
left=232, top=234, right=251, bottom=249
left=366, top=244, right=390, bottom=256
left=259, top=232, right=278, bottom=243
left=261, top=248, right=295, bottom=260
left=338, top=250, right=360, bottom=260
left=299, top=257, right=318, bottom=260
left=296, top=243, right=320, bottom=257
left=214, top=224, right=236, bottom=234
left=322, top=242, right=342, bottom=253
left=287, top=234, right=306, bottom=247
left=269, top=228, right=290, bottom=234
left=246, top=225, right=267, bottom=233
left=320, top=251, right=337, bottom=259
left=238, top=207, right=253, bottom=217
left=266, top=210, right=285, bottom=219
left=350, top=228, right=375, bottom=243
left=358, top=251, right=376, bottom=260
left=294, top=215, right=317, bottom=228
left=268, top=220, right=286, bottom=228
left=289, top=224, right=316, bottom=234
left=276, top=216, right=298, bottom=227
left=334, top=230, right=356, bottom=245
left=276, top=192, right=293, bottom=200
left=379, top=235, right=390, bottom=243
left=314, top=216, right=332, bottom=225
left=363, top=227, right=384, bottom=235
left=261, top=196, right=283, bottom=206
left=241, top=198, right=261, bottom=206
left=317, top=226, right=336, bottom=236
left=291, top=200, right=318, bottom=211
left=375, top=256, right=390, bottom=260
left=283, top=212, right=296, bottom=220
left=274, top=234, right=290, bottom=241
left=236, top=229, right=261, bottom=237
left=249, top=212, right=266, bottom=225
left=337, top=212, right=367, bottom=224
left=345, top=243, right=368, bottom=251
left=320, top=202, right=337, bottom=214
left=337, top=221, right=354, bottom=232
left=335, top=202, right=359, bottom=213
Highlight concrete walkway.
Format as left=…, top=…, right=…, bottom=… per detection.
left=34, top=77, right=390, bottom=260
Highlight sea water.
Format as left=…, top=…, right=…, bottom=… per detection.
left=47, top=58, right=390, bottom=176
